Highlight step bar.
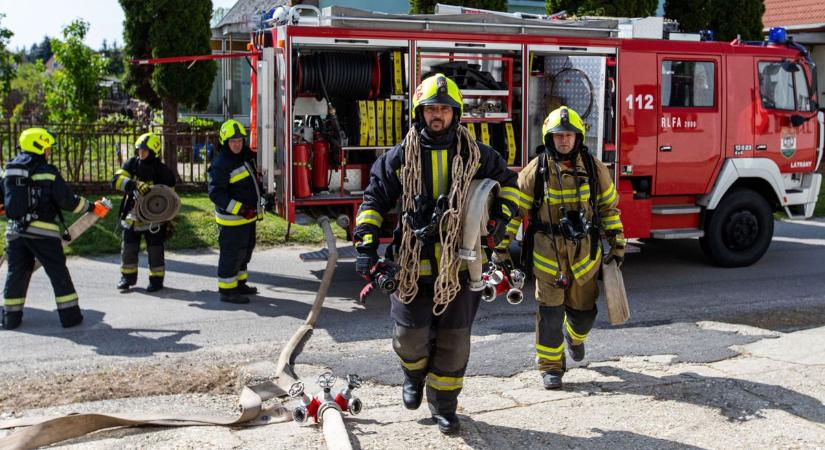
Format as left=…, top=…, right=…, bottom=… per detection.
left=652, top=205, right=701, bottom=215
left=651, top=228, right=704, bottom=239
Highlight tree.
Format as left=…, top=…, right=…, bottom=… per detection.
left=664, top=0, right=712, bottom=33
left=100, top=39, right=125, bottom=77
left=121, top=0, right=217, bottom=178
left=46, top=19, right=106, bottom=123
left=410, top=0, right=507, bottom=14
left=711, top=0, right=764, bottom=41
left=547, top=0, right=658, bottom=16
left=9, top=61, right=50, bottom=123
left=0, top=13, right=16, bottom=118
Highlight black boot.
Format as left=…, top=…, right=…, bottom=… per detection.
left=402, top=376, right=425, bottom=410
left=117, top=277, right=135, bottom=290
left=431, top=412, right=460, bottom=435
left=2, top=310, right=22, bottom=330
left=542, top=370, right=564, bottom=390
left=58, top=306, right=84, bottom=328
left=146, top=281, right=164, bottom=293
left=564, top=330, right=585, bottom=362
left=236, top=282, right=258, bottom=295
left=220, top=291, right=250, bottom=304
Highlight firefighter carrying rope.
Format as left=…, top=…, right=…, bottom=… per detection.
left=513, top=106, right=625, bottom=389
left=354, top=74, right=523, bottom=434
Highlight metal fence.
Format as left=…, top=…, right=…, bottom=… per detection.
left=0, top=121, right=219, bottom=190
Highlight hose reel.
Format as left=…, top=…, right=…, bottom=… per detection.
left=132, top=185, right=181, bottom=225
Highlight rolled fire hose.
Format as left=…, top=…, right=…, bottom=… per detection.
left=132, top=185, right=181, bottom=225
left=459, top=178, right=499, bottom=291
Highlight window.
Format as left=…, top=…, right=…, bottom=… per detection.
left=758, top=61, right=812, bottom=111
left=661, top=60, right=715, bottom=108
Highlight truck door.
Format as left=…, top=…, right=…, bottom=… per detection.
left=754, top=58, right=818, bottom=172
left=656, top=55, right=722, bottom=195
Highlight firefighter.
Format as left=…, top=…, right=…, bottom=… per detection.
left=517, top=106, right=625, bottom=389
left=207, top=119, right=263, bottom=304
left=1, top=128, right=104, bottom=329
left=111, top=132, right=176, bottom=292
left=354, top=74, right=522, bottom=434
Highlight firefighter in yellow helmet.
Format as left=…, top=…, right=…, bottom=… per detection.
left=111, top=132, right=176, bottom=292
left=207, top=119, right=263, bottom=304
left=354, top=74, right=522, bottom=434
left=514, top=106, right=625, bottom=389
left=1, top=128, right=104, bottom=329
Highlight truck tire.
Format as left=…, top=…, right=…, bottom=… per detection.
left=699, top=188, right=773, bottom=267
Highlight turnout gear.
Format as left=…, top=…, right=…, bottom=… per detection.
left=209, top=120, right=262, bottom=300
left=357, top=74, right=521, bottom=427
left=111, top=134, right=176, bottom=291
left=517, top=106, right=624, bottom=379
left=2, top=146, right=92, bottom=329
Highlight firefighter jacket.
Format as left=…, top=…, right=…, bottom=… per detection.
left=3, top=151, right=90, bottom=239
left=207, top=143, right=263, bottom=226
left=355, top=127, right=521, bottom=280
left=111, top=154, right=176, bottom=230
left=518, top=151, right=624, bottom=285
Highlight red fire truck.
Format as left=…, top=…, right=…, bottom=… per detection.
left=248, top=6, right=822, bottom=267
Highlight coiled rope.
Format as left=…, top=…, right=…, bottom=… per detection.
left=395, top=125, right=481, bottom=315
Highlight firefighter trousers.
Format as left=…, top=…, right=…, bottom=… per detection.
left=3, top=236, right=79, bottom=315
left=217, top=222, right=256, bottom=294
left=535, top=273, right=599, bottom=373
left=120, top=226, right=166, bottom=286
left=390, top=283, right=481, bottom=415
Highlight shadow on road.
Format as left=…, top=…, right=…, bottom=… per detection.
left=587, top=365, right=825, bottom=425
left=14, top=308, right=202, bottom=356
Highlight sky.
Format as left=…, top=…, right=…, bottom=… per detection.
left=1, top=0, right=239, bottom=51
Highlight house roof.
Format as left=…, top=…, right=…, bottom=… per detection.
left=213, top=0, right=272, bottom=37
left=763, top=0, right=825, bottom=29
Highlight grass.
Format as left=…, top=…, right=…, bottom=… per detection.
left=0, top=193, right=346, bottom=256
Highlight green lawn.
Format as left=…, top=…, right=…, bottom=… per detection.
left=0, top=193, right=346, bottom=256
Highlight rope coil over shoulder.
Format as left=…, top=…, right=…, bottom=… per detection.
left=132, top=185, right=181, bottom=224
left=395, top=125, right=481, bottom=315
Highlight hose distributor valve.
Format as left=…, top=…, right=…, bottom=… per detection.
left=334, top=374, right=363, bottom=415
left=288, top=381, right=320, bottom=424
left=481, top=262, right=525, bottom=304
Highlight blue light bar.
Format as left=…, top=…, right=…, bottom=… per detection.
left=768, top=27, right=787, bottom=44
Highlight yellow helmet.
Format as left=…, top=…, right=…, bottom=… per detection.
left=219, top=119, right=247, bottom=145
left=412, top=73, right=463, bottom=119
left=19, top=128, right=56, bottom=155
left=542, top=106, right=586, bottom=139
left=135, top=132, right=161, bottom=156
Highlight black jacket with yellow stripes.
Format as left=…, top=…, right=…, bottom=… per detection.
left=111, top=154, right=176, bottom=220
left=355, top=127, right=520, bottom=278
left=3, top=152, right=90, bottom=239
left=207, top=144, right=263, bottom=226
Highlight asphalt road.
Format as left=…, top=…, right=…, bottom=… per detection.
left=1, top=218, right=824, bottom=388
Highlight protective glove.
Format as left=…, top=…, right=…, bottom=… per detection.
left=485, top=199, right=516, bottom=249
left=136, top=181, right=151, bottom=195
left=238, top=204, right=258, bottom=220
left=354, top=227, right=379, bottom=277
left=604, top=232, right=626, bottom=268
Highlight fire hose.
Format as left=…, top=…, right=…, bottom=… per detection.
left=132, top=185, right=181, bottom=225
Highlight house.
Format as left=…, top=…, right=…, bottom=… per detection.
left=763, top=0, right=825, bottom=106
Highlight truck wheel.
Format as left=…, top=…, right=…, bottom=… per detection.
left=699, top=189, right=774, bottom=267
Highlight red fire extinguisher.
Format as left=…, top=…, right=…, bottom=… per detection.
left=311, top=131, right=330, bottom=192
left=293, top=139, right=312, bottom=199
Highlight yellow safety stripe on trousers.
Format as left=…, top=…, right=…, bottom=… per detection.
left=215, top=212, right=257, bottom=226
left=426, top=373, right=463, bottom=391
left=3, top=298, right=25, bottom=307
left=598, top=183, right=618, bottom=206
left=238, top=271, right=249, bottom=281
left=227, top=199, right=243, bottom=215
left=218, top=276, right=238, bottom=289
left=571, top=246, right=602, bottom=279
left=565, top=319, right=589, bottom=342
left=150, top=267, right=165, bottom=277
left=431, top=149, right=448, bottom=197
left=356, top=209, right=384, bottom=228
left=55, top=292, right=79, bottom=304
left=31, top=173, right=56, bottom=181
left=120, top=265, right=138, bottom=274
left=533, top=251, right=559, bottom=276
left=229, top=166, right=251, bottom=184
left=400, top=357, right=427, bottom=371
left=536, top=342, right=564, bottom=361
left=601, top=214, right=623, bottom=231
left=72, top=197, right=89, bottom=213
left=546, top=184, right=591, bottom=204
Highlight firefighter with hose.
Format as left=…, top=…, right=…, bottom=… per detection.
left=1, top=128, right=106, bottom=329
left=208, top=120, right=263, bottom=305
left=111, top=132, right=176, bottom=292
left=354, top=74, right=523, bottom=434
left=516, top=106, right=625, bottom=389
